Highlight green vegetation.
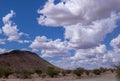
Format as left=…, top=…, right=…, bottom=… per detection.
left=0, top=67, right=12, bottom=78
left=110, top=68, right=114, bottom=73
left=115, top=64, right=120, bottom=81
left=93, top=69, right=101, bottom=75
left=85, top=70, right=90, bottom=76
left=61, top=70, right=72, bottom=76
left=66, top=70, right=72, bottom=74
left=61, top=70, right=67, bottom=76
left=73, top=68, right=84, bottom=77
left=99, top=67, right=106, bottom=73
left=46, top=67, right=59, bottom=77
left=0, top=66, right=113, bottom=79
left=61, top=70, right=66, bottom=76
left=35, top=69, right=42, bottom=75
left=116, top=68, right=120, bottom=81
left=15, top=70, right=34, bottom=79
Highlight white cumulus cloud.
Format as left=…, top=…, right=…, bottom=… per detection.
left=0, top=48, right=7, bottom=54
left=110, top=34, right=120, bottom=53
left=38, top=0, right=120, bottom=26
left=2, top=10, right=29, bottom=43
left=51, top=44, right=119, bottom=69
left=30, top=36, right=70, bottom=58
left=71, top=44, right=107, bottom=60
left=37, top=0, right=120, bottom=69
left=65, top=13, right=120, bottom=49
left=38, top=0, right=120, bottom=49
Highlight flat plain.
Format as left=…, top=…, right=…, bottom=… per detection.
left=0, top=73, right=117, bottom=81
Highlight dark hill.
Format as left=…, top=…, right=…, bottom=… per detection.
left=0, top=50, right=57, bottom=72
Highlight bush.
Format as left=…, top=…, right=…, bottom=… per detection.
left=61, top=70, right=66, bottom=76
left=110, top=69, right=114, bottom=73
left=73, top=68, right=84, bottom=77
left=0, top=67, right=12, bottom=78
left=85, top=70, right=90, bottom=76
left=16, top=70, right=34, bottom=79
left=99, top=67, right=106, bottom=73
left=115, top=64, right=120, bottom=81
left=66, top=70, right=72, bottom=74
left=116, top=68, right=120, bottom=81
left=61, top=70, right=72, bottom=76
left=41, top=74, right=46, bottom=78
left=46, top=67, right=59, bottom=77
left=93, top=69, right=101, bottom=75
left=35, top=69, right=42, bottom=75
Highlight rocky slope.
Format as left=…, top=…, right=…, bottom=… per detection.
left=0, top=50, right=56, bottom=72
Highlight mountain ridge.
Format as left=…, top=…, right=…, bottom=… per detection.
left=0, top=50, right=58, bottom=72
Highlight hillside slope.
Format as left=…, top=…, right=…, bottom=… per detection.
left=0, top=50, right=56, bottom=72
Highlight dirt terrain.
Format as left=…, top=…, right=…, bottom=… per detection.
left=0, top=73, right=117, bottom=81
left=70, top=73, right=116, bottom=81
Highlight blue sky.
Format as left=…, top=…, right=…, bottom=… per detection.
left=0, top=0, right=64, bottom=49
left=0, top=0, right=120, bottom=69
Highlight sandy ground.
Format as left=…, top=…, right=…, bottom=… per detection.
left=71, top=73, right=117, bottom=81
left=0, top=73, right=117, bottom=81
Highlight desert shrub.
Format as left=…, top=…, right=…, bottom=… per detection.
left=41, top=74, right=46, bottom=78
left=0, top=67, right=12, bottom=78
left=61, top=70, right=72, bottom=76
left=35, top=69, right=42, bottom=75
left=110, top=69, right=114, bottom=73
left=73, top=68, right=85, bottom=77
left=16, top=70, right=34, bottom=79
left=66, top=70, right=72, bottom=74
left=85, top=70, right=90, bottom=76
left=99, top=67, right=106, bottom=73
left=46, top=67, right=59, bottom=77
left=93, top=69, right=101, bottom=75
left=61, top=70, right=66, bottom=76
left=116, top=68, right=120, bottom=81
left=115, top=64, right=120, bottom=81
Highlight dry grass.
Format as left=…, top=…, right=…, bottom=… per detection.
left=0, top=73, right=116, bottom=81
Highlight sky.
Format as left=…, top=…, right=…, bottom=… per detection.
left=0, top=0, right=120, bottom=69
